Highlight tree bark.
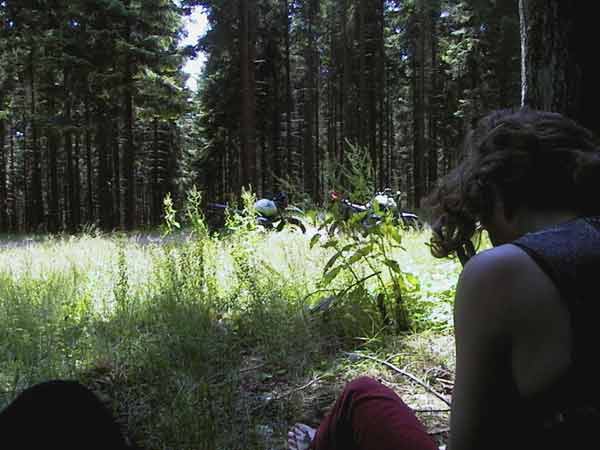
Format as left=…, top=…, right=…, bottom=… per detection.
left=27, top=49, right=44, bottom=230
left=64, top=68, right=79, bottom=231
left=520, top=0, right=600, bottom=136
left=72, top=132, right=81, bottom=229
left=85, top=99, right=94, bottom=225
left=123, top=0, right=135, bottom=229
left=8, top=120, right=16, bottom=231
left=427, top=0, right=440, bottom=193
left=303, top=0, right=317, bottom=198
left=239, top=0, right=257, bottom=192
left=97, top=116, right=112, bottom=229
left=112, top=118, right=121, bottom=228
left=283, top=0, right=293, bottom=183
left=47, top=123, right=59, bottom=233
left=0, top=114, right=6, bottom=231
left=411, top=0, right=426, bottom=209
left=377, top=0, right=386, bottom=187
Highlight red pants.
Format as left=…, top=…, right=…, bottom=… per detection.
left=311, top=376, right=438, bottom=450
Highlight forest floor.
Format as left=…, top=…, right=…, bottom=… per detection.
left=232, top=332, right=454, bottom=450
left=0, top=221, right=463, bottom=449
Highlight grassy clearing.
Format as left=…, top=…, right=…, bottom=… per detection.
left=0, top=220, right=476, bottom=449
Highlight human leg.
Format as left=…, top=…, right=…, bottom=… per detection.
left=289, top=376, right=437, bottom=450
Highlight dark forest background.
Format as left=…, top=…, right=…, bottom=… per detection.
left=1, top=1, right=596, bottom=233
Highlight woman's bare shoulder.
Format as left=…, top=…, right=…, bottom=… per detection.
left=456, top=243, right=561, bottom=326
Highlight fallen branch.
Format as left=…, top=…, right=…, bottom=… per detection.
left=429, top=427, right=450, bottom=435
left=343, top=352, right=451, bottom=407
left=239, top=364, right=265, bottom=374
left=251, top=374, right=327, bottom=412
left=277, top=374, right=326, bottom=399
left=309, top=272, right=382, bottom=313
left=413, top=408, right=451, bottom=413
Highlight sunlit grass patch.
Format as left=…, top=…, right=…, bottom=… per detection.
left=0, top=220, right=460, bottom=449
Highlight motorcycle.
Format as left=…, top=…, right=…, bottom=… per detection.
left=253, top=192, right=307, bottom=233
left=328, top=189, right=422, bottom=234
left=206, top=192, right=307, bottom=233
left=205, top=201, right=231, bottom=230
left=369, top=188, right=423, bottom=231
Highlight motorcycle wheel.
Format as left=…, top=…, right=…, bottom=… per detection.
left=257, top=217, right=274, bottom=230
left=401, top=215, right=423, bottom=231
left=286, top=217, right=307, bottom=234
left=361, top=214, right=381, bottom=230
left=327, top=221, right=341, bottom=236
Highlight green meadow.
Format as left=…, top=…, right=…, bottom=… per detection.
left=0, top=206, right=480, bottom=449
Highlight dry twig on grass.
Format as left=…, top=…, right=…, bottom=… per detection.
left=343, top=352, right=451, bottom=407
left=239, top=363, right=266, bottom=373
left=251, top=374, right=327, bottom=412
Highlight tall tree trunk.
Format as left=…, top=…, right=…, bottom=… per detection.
left=0, top=114, right=6, bottom=231
left=111, top=119, right=121, bottom=228
left=22, top=125, right=28, bottom=231
left=27, top=49, right=44, bottom=230
left=283, top=0, right=293, bottom=182
left=520, top=1, right=600, bottom=136
left=123, top=0, right=135, bottom=229
left=72, top=132, right=81, bottom=229
left=427, top=0, right=440, bottom=193
left=239, top=0, right=257, bottom=192
left=47, top=124, right=59, bottom=232
left=358, top=0, right=367, bottom=151
left=303, top=0, right=316, bottom=198
left=64, top=69, right=77, bottom=231
left=341, top=0, right=352, bottom=173
left=151, top=118, right=162, bottom=225
left=271, top=65, right=282, bottom=190
left=8, top=120, right=16, bottom=231
left=411, top=0, right=427, bottom=209
left=65, top=123, right=75, bottom=231
left=364, top=0, right=378, bottom=187
left=326, top=8, right=337, bottom=183
left=85, top=100, right=94, bottom=225
left=97, top=116, right=112, bottom=229
left=386, top=69, right=395, bottom=188
left=377, top=0, right=386, bottom=187
left=315, top=44, right=321, bottom=202
left=248, top=0, right=258, bottom=191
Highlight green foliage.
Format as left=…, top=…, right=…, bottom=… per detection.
left=184, top=185, right=208, bottom=237
left=224, top=187, right=258, bottom=233
left=326, top=141, right=375, bottom=204
left=114, top=238, right=130, bottom=315
left=310, top=208, right=421, bottom=335
left=162, top=192, right=181, bottom=236
left=0, top=215, right=461, bottom=448
left=0, top=0, right=191, bottom=233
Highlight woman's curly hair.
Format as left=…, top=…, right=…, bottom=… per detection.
left=425, top=107, right=600, bottom=258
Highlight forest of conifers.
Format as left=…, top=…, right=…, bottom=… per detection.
left=1, top=1, right=597, bottom=234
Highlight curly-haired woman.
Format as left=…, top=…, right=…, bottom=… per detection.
left=289, top=107, right=600, bottom=450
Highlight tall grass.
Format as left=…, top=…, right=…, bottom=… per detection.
left=0, top=219, right=468, bottom=449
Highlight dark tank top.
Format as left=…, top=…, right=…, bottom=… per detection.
left=511, top=216, right=600, bottom=448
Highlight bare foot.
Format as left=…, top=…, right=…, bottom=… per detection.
left=287, top=423, right=316, bottom=450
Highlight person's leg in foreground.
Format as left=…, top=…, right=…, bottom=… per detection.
left=288, top=376, right=438, bottom=450
left=0, top=379, right=131, bottom=449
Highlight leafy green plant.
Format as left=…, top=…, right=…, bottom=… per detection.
left=309, top=209, right=419, bottom=333
left=114, top=238, right=130, bottom=315
left=224, top=187, right=258, bottom=233
left=184, top=185, right=208, bottom=238
left=162, top=192, right=180, bottom=237
left=324, top=140, right=375, bottom=204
